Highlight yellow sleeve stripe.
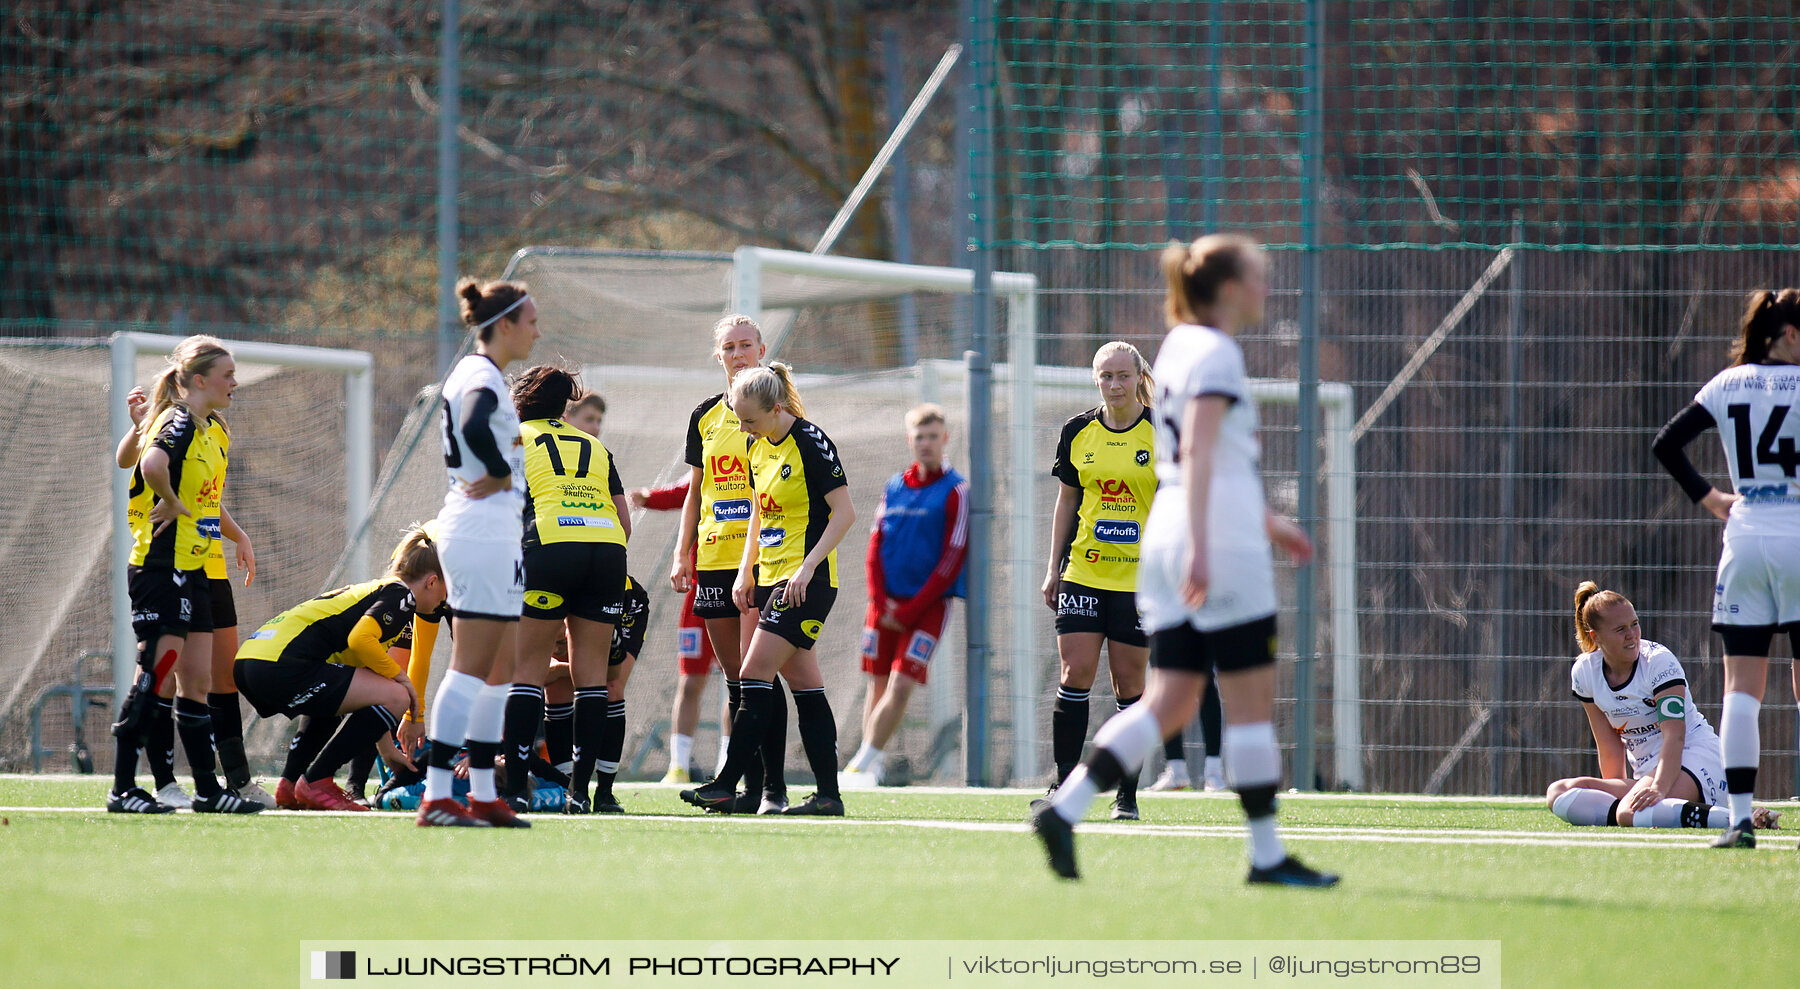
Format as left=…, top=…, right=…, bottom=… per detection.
left=346, top=615, right=402, bottom=679
left=403, top=616, right=439, bottom=722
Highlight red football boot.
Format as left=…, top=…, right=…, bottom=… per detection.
left=274, top=777, right=302, bottom=810
left=416, top=797, right=490, bottom=827
left=295, top=777, right=370, bottom=812
left=467, top=797, right=532, bottom=828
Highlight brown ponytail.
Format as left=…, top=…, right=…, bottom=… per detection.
left=1573, top=581, right=1631, bottom=653
left=1730, top=288, right=1800, bottom=366
left=457, top=277, right=531, bottom=343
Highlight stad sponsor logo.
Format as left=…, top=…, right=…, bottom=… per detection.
left=555, top=516, right=614, bottom=528
left=759, top=527, right=786, bottom=547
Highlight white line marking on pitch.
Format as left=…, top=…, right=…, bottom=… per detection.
left=1, top=804, right=1763, bottom=849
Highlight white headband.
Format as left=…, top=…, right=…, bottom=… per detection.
left=477, top=293, right=530, bottom=330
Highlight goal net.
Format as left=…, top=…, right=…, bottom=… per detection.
left=0, top=335, right=371, bottom=773
left=355, top=249, right=1036, bottom=785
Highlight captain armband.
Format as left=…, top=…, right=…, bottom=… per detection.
left=1655, top=695, right=1686, bottom=723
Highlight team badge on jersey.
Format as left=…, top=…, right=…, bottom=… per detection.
left=1135, top=449, right=1149, bottom=466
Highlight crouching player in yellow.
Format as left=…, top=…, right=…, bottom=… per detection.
left=237, top=526, right=445, bottom=811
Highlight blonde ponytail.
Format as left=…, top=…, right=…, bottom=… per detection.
left=389, top=524, right=441, bottom=583
left=1162, top=233, right=1261, bottom=328
left=136, top=335, right=231, bottom=455
left=730, top=361, right=805, bottom=419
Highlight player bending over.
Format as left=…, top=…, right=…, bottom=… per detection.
left=237, top=527, right=443, bottom=811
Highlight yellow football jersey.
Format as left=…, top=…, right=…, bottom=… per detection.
left=128, top=405, right=223, bottom=571
left=747, top=417, right=847, bottom=587
left=202, top=416, right=229, bottom=580
left=237, top=579, right=421, bottom=678
left=519, top=418, right=625, bottom=549
left=1052, top=407, right=1157, bottom=592
left=685, top=394, right=753, bottom=571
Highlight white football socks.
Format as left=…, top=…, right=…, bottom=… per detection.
left=1550, top=787, right=1616, bottom=826
left=1720, top=690, right=1761, bottom=825
left=1052, top=702, right=1160, bottom=824
left=1224, top=722, right=1286, bottom=869
left=848, top=741, right=884, bottom=773
left=465, top=682, right=509, bottom=803
left=1630, top=797, right=1728, bottom=829
left=424, top=671, right=482, bottom=802
left=670, top=733, right=693, bottom=775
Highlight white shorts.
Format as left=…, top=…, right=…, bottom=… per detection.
left=1647, top=749, right=1725, bottom=806
left=1712, top=532, right=1800, bottom=627
left=438, top=534, right=524, bottom=621
left=1136, top=496, right=1277, bottom=634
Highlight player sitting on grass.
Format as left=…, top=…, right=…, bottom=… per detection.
left=1547, top=581, right=1779, bottom=832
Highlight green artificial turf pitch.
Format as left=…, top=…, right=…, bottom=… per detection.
left=2, top=776, right=1795, bottom=987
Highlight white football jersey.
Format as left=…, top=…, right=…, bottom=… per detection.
left=438, top=354, right=524, bottom=537
left=1136, top=324, right=1278, bottom=633
left=1148, top=324, right=1268, bottom=552
left=1694, top=362, right=1800, bottom=537
left=1569, top=639, right=1720, bottom=779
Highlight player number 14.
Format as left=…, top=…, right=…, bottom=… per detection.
left=1726, top=403, right=1800, bottom=479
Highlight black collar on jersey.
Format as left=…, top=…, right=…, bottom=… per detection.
left=1602, top=656, right=1639, bottom=693
left=1095, top=406, right=1151, bottom=433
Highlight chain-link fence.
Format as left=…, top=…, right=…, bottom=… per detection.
left=981, top=1, right=1800, bottom=795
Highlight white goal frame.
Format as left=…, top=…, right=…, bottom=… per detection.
left=731, top=246, right=1048, bottom=780
left=107, top=332, right=374, bottom=701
